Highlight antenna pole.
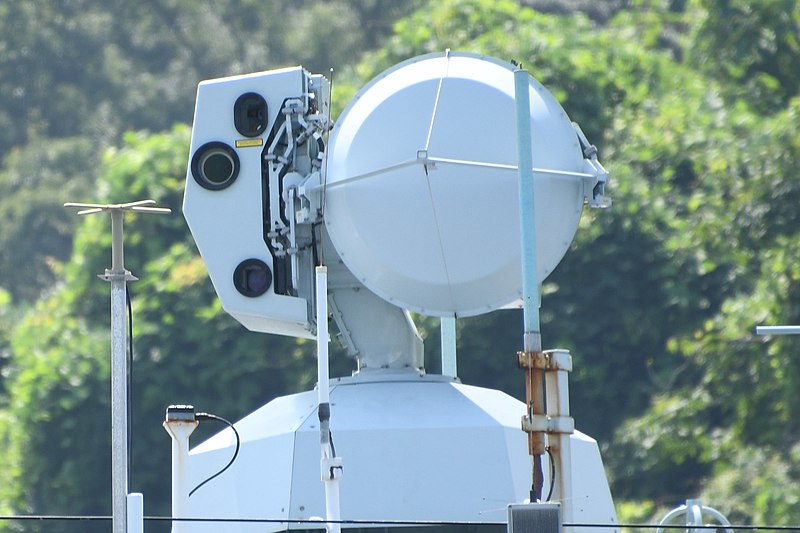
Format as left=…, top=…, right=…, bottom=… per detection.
left=513, top=66, right=546, bottom=502
left=108, top=210, right=131, bottom=533
left=316, top=266, right=343, bottom=533
left=66, top=200, right=170, bottom=533
left=514, top=69, right=540, bottom=344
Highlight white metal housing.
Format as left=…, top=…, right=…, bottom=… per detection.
left=183, top=67, right=328, bottom=338
left=184, top=376, right=617, bottom=533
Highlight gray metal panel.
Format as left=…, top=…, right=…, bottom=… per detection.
left=508, top=503, right=561, bottom=533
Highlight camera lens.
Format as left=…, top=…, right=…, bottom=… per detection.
left=200, top=151, right=234, bottom=183
left=191, top=142, right=240, bottom=190
left=233, top=259, right=272, bottom=297
left=234, top=92, right=268, bottom=137
left=246, top=268, right=268, bottom=292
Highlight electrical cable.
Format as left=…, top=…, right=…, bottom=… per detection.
left=545, top=446, right=555, bottom=502
left=311, top=221, right=322, bottom=267
left=4, top=515, right=800, bottom=530
left=188, top=413, right=240, bottom=497
left=328, top=429, right=337, bottom=458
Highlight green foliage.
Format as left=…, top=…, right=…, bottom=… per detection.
left=0, top=296, right=109, bottom=520
left=606, top=392, right=716, bottom=502
left=0, top=0, right=418, bottom=306
left=701, top=443, right=800, bottom=525
left=0, top=0, right=419, bottom=157
left=689, top=0, right=800, bottom=112
left=2, top=0, right=800, bottom=527
left=0, top=288, right=16, bottom=402
left=0, top=137, right=98, bottom=303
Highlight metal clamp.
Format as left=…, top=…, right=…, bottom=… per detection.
left=517, top=349, right=573, bottom=372
left=522, top=414, right=575, bottom=434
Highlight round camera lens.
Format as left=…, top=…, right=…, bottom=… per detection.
left=233, top=259, right=272, bottom=297
left=246, top=268, right=268, bottom=293
left=191, top=142, right=240, bottom=191
left=201, top=151, right=234, bottom=184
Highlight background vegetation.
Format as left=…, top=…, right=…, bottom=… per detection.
left=1, top=0, right=799, bottom=530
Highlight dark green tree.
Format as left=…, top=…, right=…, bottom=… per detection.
left=690, top=0, right=800, bottom=112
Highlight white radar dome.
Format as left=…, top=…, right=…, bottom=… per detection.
left=324, top=52, right=587, bottom=317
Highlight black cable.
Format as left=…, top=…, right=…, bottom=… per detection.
left=189, top=413, right=240, bottom=497
left=328, top=430, right=337, bottom=458
left=126, top=285, right=133, bottom=492
left=311, top=221, right=322, bottom=267
left=545, top=446, right=556, bottom=502
left=4, top=515, right=800, bottom=530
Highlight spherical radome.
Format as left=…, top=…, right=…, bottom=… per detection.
left=324, top=52, right=585, bottom=317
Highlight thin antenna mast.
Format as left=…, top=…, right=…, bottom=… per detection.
left=316, top=266, right=342, bottom=533
left=65, top=199, right=170, bottom=533
left=512, top=65, right=546, bottom=503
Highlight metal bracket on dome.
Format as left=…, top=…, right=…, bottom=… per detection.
left=573, top=122, right=611, bottom=208
left=417, top=149, right=437, bottom=175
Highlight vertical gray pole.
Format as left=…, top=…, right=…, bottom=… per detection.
left=514, top=66, right=545, bottom=501
left=514, top=68, right=541, bottom=353
left=108, top=209, right=128, bottom=533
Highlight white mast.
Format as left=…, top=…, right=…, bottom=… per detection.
left=316, top=266, right=343, bottom=533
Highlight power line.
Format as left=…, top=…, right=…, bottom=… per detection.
left=2, top=516, right=800, bottom=531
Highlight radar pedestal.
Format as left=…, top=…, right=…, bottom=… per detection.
left=322, top=232, right=423, bottom=371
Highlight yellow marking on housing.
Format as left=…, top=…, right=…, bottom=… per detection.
left=235, top=138, right=264, bottom=148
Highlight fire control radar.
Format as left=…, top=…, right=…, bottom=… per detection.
left=177, top=52, right=616, bottom=533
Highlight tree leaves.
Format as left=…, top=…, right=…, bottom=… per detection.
left=2, top=0, right=800, bottom=527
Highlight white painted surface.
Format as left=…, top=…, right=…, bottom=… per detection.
left=184, top=377, right=616, bottom=532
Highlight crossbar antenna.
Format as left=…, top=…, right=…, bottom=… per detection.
left=65, top=199, right=170, bottom=533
